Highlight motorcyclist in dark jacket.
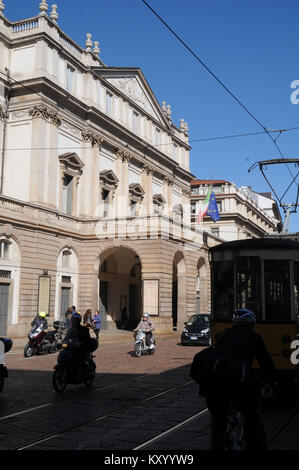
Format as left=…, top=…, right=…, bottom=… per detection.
left=207, top=308, right=275, bottom=450
left=31, top=311, right=48, bottom=330
left=63, top=312, right=97, bottom=379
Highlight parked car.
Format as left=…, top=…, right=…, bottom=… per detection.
left=181, top=314, right=211, bottom=346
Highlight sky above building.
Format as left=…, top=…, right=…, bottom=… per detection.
left=5, top=0, right=299, bottom=232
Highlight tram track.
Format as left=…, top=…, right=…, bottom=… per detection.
left=14, top=380, right=195, bottom=450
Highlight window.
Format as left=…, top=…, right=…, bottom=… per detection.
left=106, top=91, right=113, bottom=116
left=155, top=128, right=160, bottom=146
left=101, top=189, right=110, bottom=218
left=173, top=143, right=178, bottom=161
left=62, top=174, right=73, bottom=215
left=211, top=228, right=219, bottom=238
left=66, top=64, right=75, bottom=92
left=130, top=200, right=137, bottom=216
left=62, top=250, right=72, bottom=268
left=0, top=241, right=10, bottom=259
left=133, top=111, right=139, bottom=134
left=191, top=202, right=196, bottom=215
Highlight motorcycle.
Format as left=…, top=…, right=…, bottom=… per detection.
left=24, top=320, right=66, bottom=357
left=0, top=337, right=13, bottom=393
left=134, top=328, right=156, bottom=357
left=52, top=338, right=98, bottom=393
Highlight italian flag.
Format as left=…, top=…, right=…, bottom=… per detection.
left=197, top=186, right=212, bottom=222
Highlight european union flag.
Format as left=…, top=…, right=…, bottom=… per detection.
left=206, top=191, right=220, bottom=222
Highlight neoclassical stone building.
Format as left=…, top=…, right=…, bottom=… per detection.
left=0, top=2, right=213, bottom=336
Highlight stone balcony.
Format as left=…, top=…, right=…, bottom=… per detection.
left=0, top=195, right=207, bottom=249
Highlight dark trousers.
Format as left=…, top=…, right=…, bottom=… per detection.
left=206, top=382, right=267, bottom=450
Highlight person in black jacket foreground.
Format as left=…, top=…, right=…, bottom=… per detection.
left=64, top=312, right=97, bottom=378
left=205, top=309, right=275, bottom=450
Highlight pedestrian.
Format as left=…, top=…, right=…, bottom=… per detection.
left=65, top=307, right=73, bottom=330
left=93, top=309, right=101, bottom=340
left=83, top=309, right=93, bottom=329
left=191, top=308, right=275, bottom=450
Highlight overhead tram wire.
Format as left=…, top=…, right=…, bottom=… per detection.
left=141, top=0, right=297, bottom=180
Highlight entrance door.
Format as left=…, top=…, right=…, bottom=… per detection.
left=60, top=287, right=71, bottom=319
left=99, top=280, right=108, bottom=329
left=0, top=283, right=9, bottom=336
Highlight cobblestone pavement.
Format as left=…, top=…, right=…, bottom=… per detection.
left=1, top=332, right=299, bottom=452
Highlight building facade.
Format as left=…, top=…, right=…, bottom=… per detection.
left=0, top=2, right=214, bottom=337
left=190, top=179, right=282, bottom=241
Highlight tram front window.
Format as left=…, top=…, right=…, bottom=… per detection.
left=264, top=260, right=290, bottom=322
left=212, top=260, right=234, bottom=321
left=236, top=256, right=262, bottom=321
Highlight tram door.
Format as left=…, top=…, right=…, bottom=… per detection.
left=99, top=280, right=108, bottom=329
left=0, top=283, right=9, bottom=336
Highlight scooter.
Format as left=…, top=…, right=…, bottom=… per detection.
left=24, top=320, right=66, bottom=357
left=52, top=338, right=98, bottom=393
left=0, top=337, right=13, bottom=393
left=134, top=328, right=156, bottom=357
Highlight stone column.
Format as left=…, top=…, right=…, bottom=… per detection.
left=114, top=149, right=130, bottom=218
left=141, top=164, right=154, bottom=216
left=81, top=130, right=103, bottom=217
left=29, top=104, right=61, bottom=205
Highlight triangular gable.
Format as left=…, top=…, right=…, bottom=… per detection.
left=59, top=152, right=84, bottom=171
left=100, top=169, right=119, bottom=187
left=93, top=67, right=172, bottom=130
left=153, top=193, right=166, bottom=205
left=129, top=183, right=145, bottom=199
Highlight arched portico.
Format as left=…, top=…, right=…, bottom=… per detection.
left=172, top=251, right=186, bottom=331
left=197, top=256, right=209, bottom=314
left=98, top=246, right=142, bottom=330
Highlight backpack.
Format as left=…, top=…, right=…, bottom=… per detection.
left=190, top=346, right=221, bottom=397
left=190, top=332, right=255, bottom=397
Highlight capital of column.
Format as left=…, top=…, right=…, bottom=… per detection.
left=81, top=129, right=103, bottom=147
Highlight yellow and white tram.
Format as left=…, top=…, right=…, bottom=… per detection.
left=210, top=237, right=299, bottom=379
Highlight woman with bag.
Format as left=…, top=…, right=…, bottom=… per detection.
left=93, top=309, right=101, bottom=340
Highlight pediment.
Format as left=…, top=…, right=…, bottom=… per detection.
left=94, top=68, right=171, bottom=129
left=153, top=193, right=166, bottom=205
left=129, top=183, right=145, bottom=199
left=59, top=152, right=84, bottom=171
left=100, top=169, right=119, bottom=187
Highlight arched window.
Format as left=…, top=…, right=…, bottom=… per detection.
left=0, top=240, right=11, bottom=259
left=62, top=249, right=72, bottom=268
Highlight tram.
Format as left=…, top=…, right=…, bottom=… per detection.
left=210, top=237, right=299, bottom=380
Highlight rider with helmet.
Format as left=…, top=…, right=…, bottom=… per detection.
left=206, top=308, right=275, bottom=450
left=134, top=313, right=155, bottom=347
left=31, top=311, right=48, bottom=330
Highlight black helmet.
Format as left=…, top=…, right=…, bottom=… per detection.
left=71, top=312, right=82, bottom=325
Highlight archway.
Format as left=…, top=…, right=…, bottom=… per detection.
left=172, top=251, right=186, bottom=331
left=98, top=246, right=142, bottom=330
left=197, top=257, right=209, bottom=314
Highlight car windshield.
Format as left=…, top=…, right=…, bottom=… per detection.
left=186, top=315, right=210, bottom=326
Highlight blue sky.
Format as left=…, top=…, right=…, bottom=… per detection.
left=5, top=0, right=299, bottom=231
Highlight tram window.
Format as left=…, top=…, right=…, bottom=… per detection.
left=236, top=256, right=262, bottom=321
left=212, top=260, right=234, bottom=321
left=264, top=260, right=290, bottom=322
